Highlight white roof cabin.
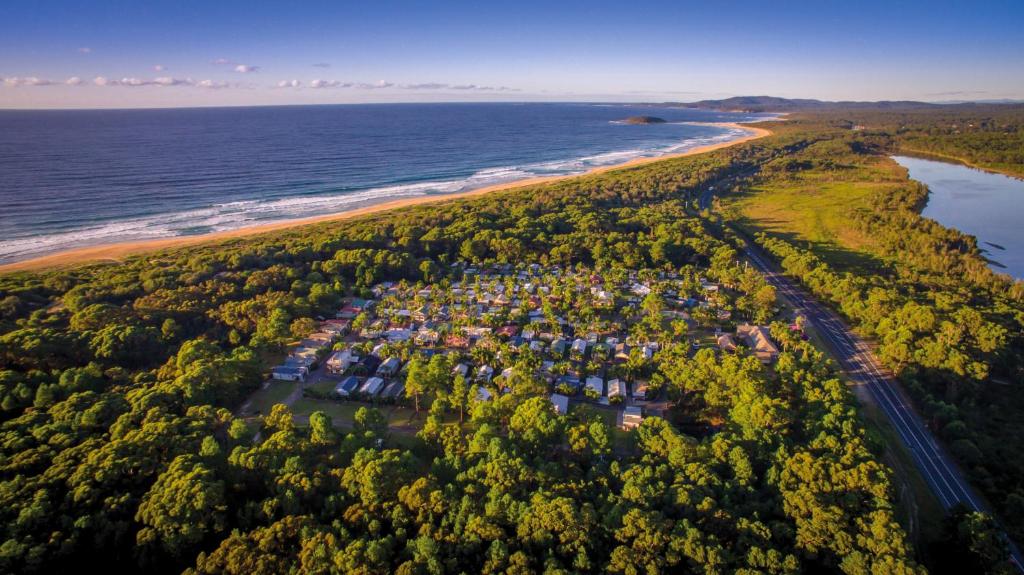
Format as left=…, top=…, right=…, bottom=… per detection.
left=360, top=377, right=385, bottom=395
left=607, top=379, right=624, bottom=398
left=622, top=406, right=644, bottom=430
left=550, top=393, right=569, bottom=415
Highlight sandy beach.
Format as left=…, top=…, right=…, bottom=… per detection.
left=0, top=123, right=771, bottom=274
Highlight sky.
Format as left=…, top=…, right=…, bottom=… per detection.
left=1, top=0, right=1023, bottom=109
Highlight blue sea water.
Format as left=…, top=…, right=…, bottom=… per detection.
left=0, top=103, right=768, bottom=263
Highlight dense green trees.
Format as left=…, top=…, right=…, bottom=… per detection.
left=0, top=113, right=976, bottom=572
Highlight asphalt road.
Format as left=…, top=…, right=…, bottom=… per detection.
left=698, top=180, right=1023, bottom=571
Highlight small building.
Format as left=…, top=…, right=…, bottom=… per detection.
left=551, top=338, right=569, bottom=357
left=476, top=386, right=493, bottom=402
left=271, top=365, right=306, bottom=382
left=571, top=338, right=588, bottom=359
left=360, top=377, right=385, bottom=396
left=716, top=334, right=737, bottom=353
left=633, top=380, right=650, bottom=400
left=614, top=343, right=631, bottom=362
left=453, top=363, right=470, bottom=378
left=376, top=357, right=402, bottom=378
left=549, top=393, right=569, bottom=415
left=357, top=355, right=382, bottom=376
left=326, top=349, right=358, bottom=375
left=381, top=380, right=406, bottom=399
left=334, top=376, right=361, bottom=397
left=476, top=365, right=494, bottom=383
left=496, top=325, right=519, bottom=338
left=736, top=324, right=780, bottom=364
left=607, top=379, right=624, bottom=399
left=585, top=376, right=604, bottom=396
left=622, top=406, right=644, bottom=430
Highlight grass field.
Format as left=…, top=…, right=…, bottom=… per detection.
left=720, top=153, right=912, bottom=275
left=243, top=381, right=294, bottom=416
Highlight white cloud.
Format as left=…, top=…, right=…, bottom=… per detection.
left=154, top=76, right=192, bottom=86
left=66, top=76, right=83, bottom=86
left=153, top=64, right=165, bottom=72
left=196, top=79, right=230, bottom=89
left=234, top=64, right=260, bottom=73
left=277, top=79, right=302, bottom=88
left=402, top=82, right=448, bottom=90
left=298, top=79, right=520, bottom=92
left=88, top=76, right=230, bottom=89
left=3, top=76, right=55, bottom=86
left=310, top=79, right=352, bottom=89
left=350, top=80, right=394, bottom=89
left=77, top=47, right=92, bottom=54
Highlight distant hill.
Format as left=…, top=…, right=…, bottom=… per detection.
left=679, top=96, right=938, bottom=113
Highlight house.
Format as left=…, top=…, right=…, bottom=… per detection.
left=614, top=343, right=631, bottom=362
left=551, top=338, right=568, bottom=357
left=381, top=380, right=406, bottom=399
left=376, top=357, right=402, bottom=378
left=284, top=354, right=316, bottom=370
left=476, top=365, right=494, bottom=382
left=321, top=319, right=350, bottom=336
left=496, top=325, right=519, bottom=338
left=585, top=376, right=604, bottom=396
left=359, top=377, right=385, bottom=396
left=736, top=324, right=780, bottom=364
left=607, top=379, right=624, bottom=399
left=384, top=328, right=413, bottom=342
left=716, top=334, right=737, bottom=353
left=557, top=374, right=581, bottom=392
left=337, top=306, right=361, bottom=319
left=633, top=380, right=649, bottom=400
left=415, top=329, right=440, bottom=345
left=571, top=338, right=588, bottom=359
left=476, top=386, right=493, bottom=402
left=550, top=393, right=569, bottom=415
left=445, top=334, right=470, bottom=348
left=622, top=406, right=644, bottom=430
left=326, top=349, right=359, bottom=375
left=272, top=365, right=306, bottom=382
left=334, top=376, right=361, bottom=397
left=453, top=363, right=470, bottom=378
left=302, top=332, right=335, bottom=348
left=356, top=355, right=382, bottom=376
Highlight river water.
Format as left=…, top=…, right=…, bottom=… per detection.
left=893, top=155, right=1024, bottom=279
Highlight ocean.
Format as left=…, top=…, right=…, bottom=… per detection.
left=0, top=103, right=768, bottom=264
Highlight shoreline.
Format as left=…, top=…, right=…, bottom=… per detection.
left=0, top=123, right=772, bottom=274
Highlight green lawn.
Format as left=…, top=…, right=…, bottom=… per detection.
left=243, top=381, right=295, bottom=416
left=288, top=397, right=433, bottom=433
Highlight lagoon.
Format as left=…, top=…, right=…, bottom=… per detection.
left=892, top=155, right=1024, bottom=279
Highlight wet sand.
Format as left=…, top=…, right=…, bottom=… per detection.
left=0, top=123, right=771, bottom=273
